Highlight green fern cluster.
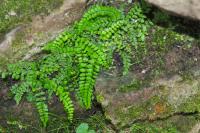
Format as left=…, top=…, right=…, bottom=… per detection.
left=2, top=53, right=75, bottom=126
left=1, top=3, right=152, bottom=127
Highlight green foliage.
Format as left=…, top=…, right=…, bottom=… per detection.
left=76, top=123, right=95, bottom=133
left=2, top=53, right=75, bottom=127
left=119, top=78, right=142, bottom=93
left=1, top=3, right=152, bottom=127
left=131, top=123, right=178, bottom=133
left=33, top=88, right=48, bottom=127
left=54, top=86, right=74, bottom=122
left=152, top=10, right=171, bottom=25
left=140, top=0, right=152, bottom=13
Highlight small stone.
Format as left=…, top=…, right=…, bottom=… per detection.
left=141, top=69, right=147, bottom=74
left=8, top=10, right=17, bottom=16
left=145, top=0, right=200, bottom=20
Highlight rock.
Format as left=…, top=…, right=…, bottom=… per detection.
left=125, top=114, right=200, bottom=133
left=96, top=71, right=200, bottom=130
left=145, top=0, right=200, bottom=20
left=94, top=26, right=200, bottom=131
left=189, top=122, right=200, bottom=133
left=8, top=10, right=17, bottom=16
left=0, top=0, right=86, bottom=69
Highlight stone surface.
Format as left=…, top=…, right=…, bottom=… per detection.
left=189, top=122, right=200, bottom=133
left=94, top=24, right=200, bottom=131
left=96, top=72, right=200, bottom=129
left=145, top=0, right=200, bottom=20
left=0, top=0, right=86, bottom=69
left=124, top=114, right=200, bottom=133
left=96, top=71, right=200, bottom=130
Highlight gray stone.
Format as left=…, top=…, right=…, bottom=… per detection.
left=145, top=0, right=200, bottom=20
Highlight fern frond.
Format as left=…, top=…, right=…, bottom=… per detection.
left=7, top=62, right=36, bottom=80
left=11, top=82, right=29, bottom=105
left=74, top=38, right=105, bottom=108
left=32, top=88, right=48, bottom=127
left=83, top=5, right=123, bottom=21
left=78, top=54, right=94, bottom=109
left=100, top=20, right=126, bottom=40
left=77, top=5, right=123, bottom=32
left=54, top=86, right=74, bottom=122
left=120, top=51, right=132, bottom=75
left=126, top=3, right=152, bottom=43
left=43, top=31, right=74, bottom=54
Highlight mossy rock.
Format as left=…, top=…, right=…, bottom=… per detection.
left=124, top=114, right=199, bottom=133
left=95, top=25, right=200, bottom=130
left=96, top=71, right=200, bottom=130
left=0, top=0, right=63, bottom=36
left=0, top=0, right=86, bottom=70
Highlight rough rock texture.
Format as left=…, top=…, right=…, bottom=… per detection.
left=145, top=0, right=200, bottom=20
left=124, top=114, right=200, bottom=133
left=0, top=0, right=86, bottom=69
left=96, top=71, right=200, bottom=129
left=95, top=25, right=200, bottom=131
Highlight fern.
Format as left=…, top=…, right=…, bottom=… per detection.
left=74, top=38, right=105, bottom=108
left=0, top=3, right=152, bottom=127
left=54, top=86, right=74, bottom=121
left=76, top=5, right=123, bottom=32
left=100, top=20, right=127, bottom=41
left=32, top=88, right=48, bottom=127
left=120, top=51, right=132, bottom=75
left=11, top=83, right=29, bottom=105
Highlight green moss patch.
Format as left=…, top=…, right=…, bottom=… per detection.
left=129, top=114, right=199, bottom=133
left=0, top=0, right=63, bottom=36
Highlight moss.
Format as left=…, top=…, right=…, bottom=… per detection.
left=132, top=25, right=197, bottom=80
left=114, top=95, right=172, bottom=127
left=178, top=93, right=200, bottom=113
left=152, top=10, right=171, bottom=25
left=180, top=72, right=195, bottom=81
left=0, top=58, right=9, bottom=70
left=128, top=114, right=200, bottom=133
left=0, top=0, right=63, bottom=36
left=101, top=76, right=199, bottom=128
left=119, top=78, right=142, bottom=92
left=130, top=122, right=178, bottom=133
left=0, top=0, right=64, bottom=69
left=10, top=30, right=28, bottom=59
left=150, top=26, right=192, bottom=53
left=0, top=27, right=47, bottom=70
left=96, top=94, right=105, bottom=103
left=0, top=29, right=27, bottom=70
left=174, top=115, right=199, bottom=133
